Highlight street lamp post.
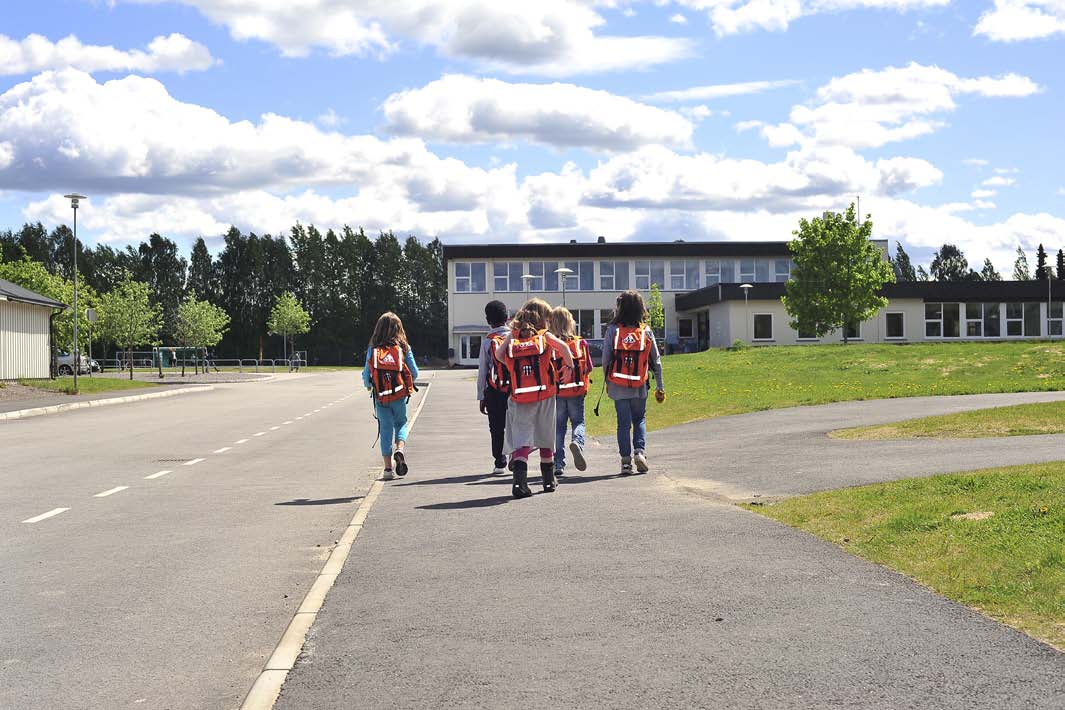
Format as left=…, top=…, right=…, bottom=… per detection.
left=64, top=194, right=86, bottom=393
left=521, top=273, right=536, bottom=293
left=554, top=266, right=574, bottom=307
left=740, top=283, right=752, bottom=343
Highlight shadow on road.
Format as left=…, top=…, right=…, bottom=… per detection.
left=416, top=495, right=514, bottom=510
left=393, top=471, right=500, bottom=486
left=275, top=496, right=363, bottom=506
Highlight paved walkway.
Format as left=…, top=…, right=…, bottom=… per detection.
left=275, top=371, right=1064, bottom=709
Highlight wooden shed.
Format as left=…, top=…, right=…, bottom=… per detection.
left=0, top=278, right=67, bottom=380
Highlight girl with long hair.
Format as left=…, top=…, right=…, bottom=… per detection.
left=363, top=312, right=419, bottom=480
left=548, top=306, right=593, bottom=477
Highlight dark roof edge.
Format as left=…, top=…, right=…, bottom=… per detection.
left=0, top=278, right=68, bottom=309
left=442, top=240, right=793, bottom=260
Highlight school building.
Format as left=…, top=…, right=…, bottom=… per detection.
left=441, top=238, right=1065, bottom=366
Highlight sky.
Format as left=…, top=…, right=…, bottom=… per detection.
left=1, top=0, right=1063, bottom=272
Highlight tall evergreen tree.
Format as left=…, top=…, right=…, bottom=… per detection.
left=893, top=242, right=916, bottom=281
left=1013, top=246, right=1031, bottom=281
left=980, top=258, right=1002, bottom=281
left=1034, top=243, right=1049, bottom=280
left=930, top=244, right=970, bottom=281
left=1057, top=249, right=1065, bottom=280
left=916, top=265, right=930, bottom=281
left=187, top=238, right=218, bottom=301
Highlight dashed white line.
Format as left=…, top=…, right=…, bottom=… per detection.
left=282, top=420, right=293, bottom=425
left=254, top=432, right=266, bottom=437
left=270, top=426, right=280, bottom=431
left=183, top=458, right=206, bottom=466
left=145, top=470, right=172, bottom=480
left=23, top=508, right=70, bottom=523
left=94, top=486, right=128, bottom=498
left=214, top=447, right=232, bottom=454
left=235, top=439, right=249, bottom=445
left=295, top=416, right=304, bottom=420
left=304, top=413, right=313, bottom=417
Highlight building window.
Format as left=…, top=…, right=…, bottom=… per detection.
left=773, top=259, right=792, bottom=283
left=669, top=260, right=700, bottom=290
left=527, top=261, right=559, bottom=291
left=1024, top=302, right=1040, bottom=336
left=493, top=262, right=523, bottom=292
left=455, top=262, right=486, bottom=292
left=844, top=321, right=862, bottom=340
left=599, top=261, right=629, bottom=291
left=460, top=335, right=482, bottom=361
left=753, top=314, right=773, bottom=340
left=983, top=303, right=1001, bottom=337
left=886, top=312, right=904, bottom=339
left=635, top=260, right=666, bottom=291
left=797, top=325, right=818, bottom=340
left=925, top=303, right=942, bottom=337
left=569, top=309, right=595, bottom=339
left=705, top=259, right=721, bottom=286
left=1049, top=302, right=1063, bottom=337
left=965, top=303, right=983, bottom=337
left=562, top=261, right=594, bottom=291
left=756, top=260, right=770, bottom=282
left=739, top=259, right=755, bottom=283
left=599, top=308, right=615, bottom=337
left=1006, top=302, right=1041, bottom=336
left=678, top=318, right=694, bottom=339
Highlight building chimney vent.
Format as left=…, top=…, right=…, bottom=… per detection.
left=570, top=239, right=578, bottom=244
left=597, top=235, right=606, bottom=244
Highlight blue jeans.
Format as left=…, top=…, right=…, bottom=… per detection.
left=614, top=397, right=647, bottom=458
left=554, top=395, right=586, bottom=470
left=375, top=399, right=409, bottom=457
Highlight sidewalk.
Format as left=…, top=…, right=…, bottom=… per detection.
left=275, top=370, right=1064, bottom=709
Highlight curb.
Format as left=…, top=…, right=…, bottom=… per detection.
left=0, top=385, right=214, bottom=422
left=239, top=377, right=434, bottom=710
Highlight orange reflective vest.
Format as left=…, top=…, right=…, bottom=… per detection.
left=607, top=324, right=651, bottom=388
left=505, top=330, right=557, bottom=404
left=486, top=333, right=511, bottom=394
left=556, top=337, right=589, bottom=398
left=369, top=345, right=414, bottom=404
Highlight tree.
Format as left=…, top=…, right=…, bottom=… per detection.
left=1034, top=243, right=1049, bottom=281
left=1013, top=247, right=1031, bottom=281
left=647, top=282, right=665, bottom=338
left=893, top=242, right=916, bottom=281
left=175, top=293, right=230, bottom=375
left=930, top=244, right=970, bottom=281
left=980, top=258, right=1002, bottom=281
left=1057, top=249, right=1064, bottom=280
left=916, top=265, right=930, bottom=281
left=97, top=275, right=162, bottom=379
left=0, top=254, right=98, bottom=357
left=187, top=238, right=218, bottom=301
left=783, top=203, right=895, bottom=343
left=267, top=291, right=311, bottom=363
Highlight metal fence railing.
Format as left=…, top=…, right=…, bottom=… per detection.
left=96, top=358, right=302, bottom=374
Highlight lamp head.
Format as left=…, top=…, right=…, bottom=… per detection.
left=64, top=193, right=87, bottom=209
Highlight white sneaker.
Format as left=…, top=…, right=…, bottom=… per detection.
left=382, top=469, right=395, bottom=481
left=569, top=442, right=587, bottom=471
left=634, top=451, right=649, bottom=474
left=492, top=466, right=506, bottom=475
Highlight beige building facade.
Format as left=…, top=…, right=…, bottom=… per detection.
left=0, top=278, right=65, bottom=380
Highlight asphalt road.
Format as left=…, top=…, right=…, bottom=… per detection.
left=1, top=371, right=408, bottom=710
left=276, top=371, right=1064, bottom=710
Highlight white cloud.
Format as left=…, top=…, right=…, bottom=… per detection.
left=316, top=109, right=344, bottom=128
left=1059, top=187, right=1065, bottom=196
left=670, top=13, right=689, bottom=23
left=0, top=33, right=215, bottom=75
left=382, top=75, right=693, bottom=151
left=974, top=1, right=1065, bottom=41
left=680, top=105, right=714, bottom=121
left=759, top=63, right=1040, bottom=150
left=643, top=79, right=799, bottom=103
left=982, top=176, right=1016, bottom=187
left=123, top=0, right=692, bottom=75
left=994, top=167, right=1019, bottom=174
left=674, top=0, right=949, bottom=37
left=963, top=157, right=989, bottom=166
left=971, top=189, right=997, bottom=198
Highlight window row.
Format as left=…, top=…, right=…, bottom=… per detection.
left=925, top=302, right=1063, bottom=338
left=453, top=258, right=794, bottom=293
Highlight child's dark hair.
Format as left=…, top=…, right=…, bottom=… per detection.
left=370, top=312, right=409, bottom=352
left=485, top=300, right=508, bottom=327
left=612, top=290, right=647, bottom=327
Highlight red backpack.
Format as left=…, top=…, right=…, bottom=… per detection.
left=486, top=332, right=511, bottom=394
left=607, top=324, right=651, bottom=388
left=369, top=345, right=414, bottom=404
left=556, top=337, right=589, bottom=398
left=505, top=330, right=557, bottom=404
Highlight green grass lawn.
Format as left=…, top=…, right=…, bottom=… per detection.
left=19, top=377, right=160, bottom=395
left=586, top=340, right=1065, bottom=437
left=748, top=463, right=1065, bottom=649
left=833, top=400, right=1065, bottom=440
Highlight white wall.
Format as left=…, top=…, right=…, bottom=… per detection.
left=0, top=300, right=52, bottom=379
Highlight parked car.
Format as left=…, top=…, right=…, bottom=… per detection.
left=55, top=351, right=90, bottom=376
left=89, top=358, right=101, bottom=373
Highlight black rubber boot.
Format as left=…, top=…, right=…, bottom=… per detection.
left=512, top=460, right=532, bottom=499
left=541, top=461, right=557, bottom=493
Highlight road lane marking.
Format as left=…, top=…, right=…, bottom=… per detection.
left=235, top=439, right=249, bottom=445
left=23, top=508, right=70, bottom=523
left=254, top=432, right=266, bottom=437
left=183, top=458, right=205, bottom=466
left=270, top=426, right=280, bottom=431
left=94, top=486, right=128, bottom=498
left=282, top=421, right=293, bottom=425
left=214, top=447, right=232, bottom=454
left=145, top=470, right=172, bottom=479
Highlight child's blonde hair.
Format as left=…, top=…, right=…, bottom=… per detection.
left=548, top=306, right=576, bottom=340
left=370, top=311, right=409, bottom=352
left=509, top=297, right=552, bottom=338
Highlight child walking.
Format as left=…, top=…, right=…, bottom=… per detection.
left=494, top=298, right=574, bottom=498
left=363, top=312, right=419, bottom=481
left=602, top=290, right=664, bottom=475
left=549, top=306, right=592, bottom=477
left=477, top=300, right=511, bottom=474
